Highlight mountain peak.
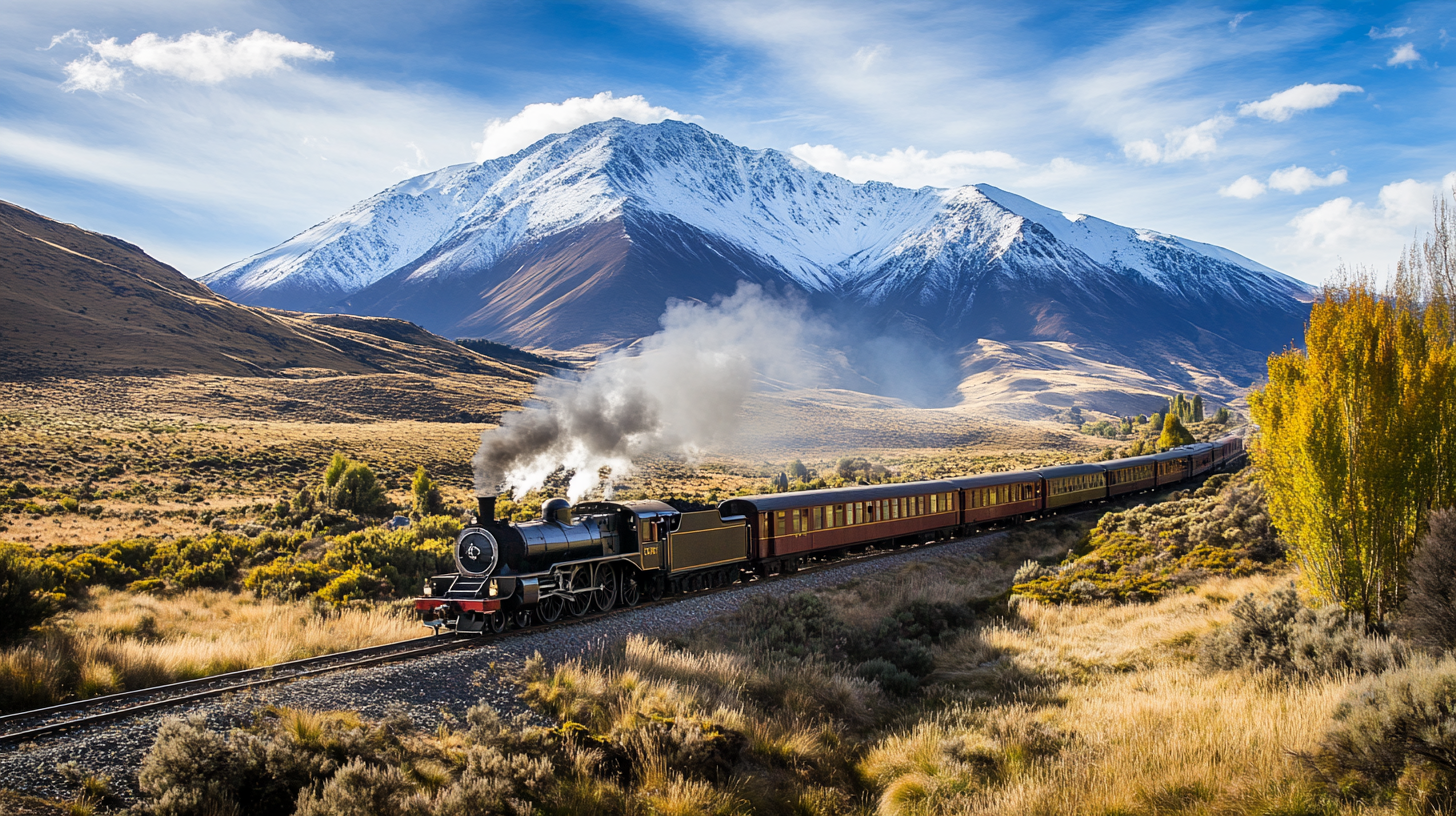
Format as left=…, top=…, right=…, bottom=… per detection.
left=202, top=119, right=1312, bottom=399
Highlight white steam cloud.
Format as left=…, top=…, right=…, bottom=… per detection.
left=472, top=284, right=821, bottom=501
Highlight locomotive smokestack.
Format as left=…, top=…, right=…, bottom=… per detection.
left=477, top=495, right=496, bottom=523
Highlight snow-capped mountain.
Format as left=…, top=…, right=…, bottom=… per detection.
left=205, top=118, right=1312, bottom=394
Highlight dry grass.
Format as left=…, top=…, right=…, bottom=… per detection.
left=878, top=574, right=1364, bottom=815
left=0, top=588, right=421, bottom=711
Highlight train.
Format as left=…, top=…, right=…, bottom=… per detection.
left=414, top=435, right=1246, bottom=633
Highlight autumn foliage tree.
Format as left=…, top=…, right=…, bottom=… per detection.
left=1250, top=199, right=1456, bottom=622
left=1158, top=413, right=1195, bottom=450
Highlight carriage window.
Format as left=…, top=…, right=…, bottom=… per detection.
left=776, top=511, right=786, bottom=535
left=812, top=506, right=823, bottom=530
left=791, top=509, right=802, bottom=533
left=835, top=504, right=845, bottom=527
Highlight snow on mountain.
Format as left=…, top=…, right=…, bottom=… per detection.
left=204, top=118, right=1312, bottom=368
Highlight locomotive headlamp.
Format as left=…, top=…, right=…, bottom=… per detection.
left=423, top=582, right=433, bottom=597
left=488, top=579, right=498, bottom=597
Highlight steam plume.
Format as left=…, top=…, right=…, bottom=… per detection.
left=473, top=284, right=818, bottom=501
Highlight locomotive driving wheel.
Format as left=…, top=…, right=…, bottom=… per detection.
left=648, top=575, right=664, bottom=602
left=566, top=567, right=593, bottom=617
left=620, top=567, right=641, bottom=607
left=487, top=612, right=506, bottom=634
left=512, top=609, right=532, bottom=629
left=594, top=563, right=618, bottom=611
left=538, top=594, right=564, bottom=623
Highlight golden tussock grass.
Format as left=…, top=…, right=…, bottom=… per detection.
left=865, top=574, right=1369, bottom=816
left=0, top=588, right=421, bottom=711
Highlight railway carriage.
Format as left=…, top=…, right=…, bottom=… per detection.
left=1153, top=449, right=1192, bottom=486
left=1212, top=435, right=1245, bottom=470
left=1040, top=463, right=1108, bottom=510
left=946, top=471, right=1041, bottom=526
left=719, top=481, right=959, bottom=574
left=1103, top=455, right=1157, bottom=497
left=1186, top=443, right=1216, bottom=476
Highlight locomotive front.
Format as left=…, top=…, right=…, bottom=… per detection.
left=415, top=495, right=617, bottom=632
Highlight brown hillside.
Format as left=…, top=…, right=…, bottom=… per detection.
left=0, top=200, right=536, bottom=386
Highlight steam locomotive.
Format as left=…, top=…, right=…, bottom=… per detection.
left=414, top=435, right=1246, bottom=633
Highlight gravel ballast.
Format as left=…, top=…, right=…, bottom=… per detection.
left=0, top=531, right=1007, bottom=803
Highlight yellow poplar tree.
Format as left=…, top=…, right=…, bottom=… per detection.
left=1251, top=252, right=1456, bottom=621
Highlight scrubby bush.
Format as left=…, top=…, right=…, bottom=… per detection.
left=1309, top=654, right=1456, bottom=809
left=322, top=453, right=389, bottom=517
left=1200, top=585, right=1406, bottom=678
left=0, top=542, right=55, bottom=643
left=316, top=567, right=393, bottom=607
left=1015, top=468, right=1281, bottom=605
left=243, top=558, right=338, bottom=601
left=1401, top=507, right=1456, bottom=653
left=409, top=466, right=444, bottom=518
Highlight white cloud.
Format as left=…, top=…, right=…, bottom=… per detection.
left=1123, top=139, right=1162, bottom=164
left=853, top=44, right=889, bottom=70
left=1288, top=172, right=1456, bottom=256
left=1228, top=12, right=1252, bottom=31
left=1237, top=82, right=1363, bottom=122
left=1016, top=156, right=1092, bottom=187
left=1388, top=43, right=1421, bottom=66
left=60, top=55, right=125, bottom=93
left=789, top=142, right=1020, bottom=187
left=59, top=29, right=332, bottom=92
left=474, top=92, right=696, bottom=161
left=1267, top=165, right=1348, bottom=194
left=1219, top=175, right=1266, bottom=199
left=1124, top=115, right=1233, bottom=164
left=1369, top=25, right=1415, bottom=39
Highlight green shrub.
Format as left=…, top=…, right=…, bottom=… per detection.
left=243, top=558, right=340, bottom=601
left=1199, top=585, right=1406, bottom=678
left=317, top=568, right=393, bottom=607
left=0, top=542, right=54, bottom=643
left=1014, top=468, right=1278, bottom=605
left=321, top=454, right=389, bottom=518
left=1310, top=655, right=1456, bottom=808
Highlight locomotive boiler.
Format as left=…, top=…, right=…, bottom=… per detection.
left=415, top=494, right=750, bottom=633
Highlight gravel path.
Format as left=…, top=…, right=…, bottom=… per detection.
left=0, top=532, right=1006, bottom=803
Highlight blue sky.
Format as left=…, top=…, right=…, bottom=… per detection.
left=1, top=0, right=1451, bottom=284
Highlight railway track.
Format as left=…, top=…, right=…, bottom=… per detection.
left=0, top=480, right=1195, bottom=746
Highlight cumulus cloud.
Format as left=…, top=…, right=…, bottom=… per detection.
left=1237, top=82, right=1363, bottom=122
left=1289, top=172, right=1456, bottom=253
left=1222, top=166, right=1348, bottom=199
left=58, top=29, right=332, bottom=92
left=1268, top=165, right=1348, bottom=194
left=1219, top=175, right=1266, bottom=199
left=1388, top=43, right=1422, bottom=66
left=1123, top=115, right=1233, bottom=164
left=474, top=92, right=695, bottom=161
left=1369, top=25, right=1415, bottom=39
left=789, top=142, right=1020, bottom=187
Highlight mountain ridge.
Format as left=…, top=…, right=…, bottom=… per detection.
left=202, top=118, right=1313, bottom=407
